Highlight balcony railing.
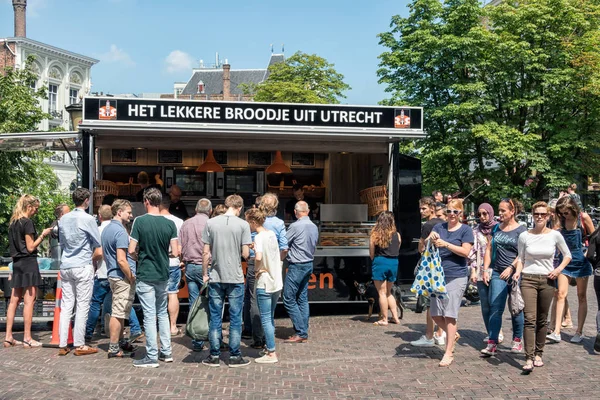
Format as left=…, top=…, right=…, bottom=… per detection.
left=49, top=109, right=63, bottom=120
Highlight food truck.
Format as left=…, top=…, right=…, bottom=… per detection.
left=0, top=96, right=424, bottom=306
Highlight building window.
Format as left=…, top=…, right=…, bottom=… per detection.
left=69, top=88, right=79, bottom=105
left=49, top=84, right=58, bottom=112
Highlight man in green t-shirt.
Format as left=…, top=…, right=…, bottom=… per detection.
left=129, top=188, right=178, bottom=368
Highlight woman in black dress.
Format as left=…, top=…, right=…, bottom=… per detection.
left=4, top=195, right=52, bottom=348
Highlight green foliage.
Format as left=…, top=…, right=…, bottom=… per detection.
left=378, top=0, right=600, bottom=207
left=254, top=52, right=351, bottom=104
left=0, top=55, right=70, bottom=255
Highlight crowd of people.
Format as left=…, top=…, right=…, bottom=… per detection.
left=408, top=189, right=600, bottom=371
left=4, top=188, right=318, bottom=368
left=4, top=183, right=600, bottom=373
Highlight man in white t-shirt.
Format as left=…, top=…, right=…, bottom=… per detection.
left=159, top=198, right=184, bottom=336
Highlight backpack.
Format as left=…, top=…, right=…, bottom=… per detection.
left=185, top=283, right=210, bottom=341
left=585, top=228, right=599, bottom=267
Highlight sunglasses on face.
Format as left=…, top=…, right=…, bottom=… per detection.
left=445, top=209, right=461, bottom=215
left=533, top=212, right=548, bottom=218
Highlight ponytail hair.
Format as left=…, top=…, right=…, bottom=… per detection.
left=10, top=195, right=40, bottom=226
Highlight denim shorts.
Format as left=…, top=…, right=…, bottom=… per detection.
left=371, top=256, right=398, bottom=282
left=167, top=266, right=182, bottom=294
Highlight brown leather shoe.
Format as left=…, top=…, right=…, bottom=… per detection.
left=284, top=335, right=307, bottom=343
left=58, top=347, right=71, bottom=356
left=74, top=346, right=98, bottom=356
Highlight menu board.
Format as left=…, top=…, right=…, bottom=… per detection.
left=248, top=152, right=271, bottom=166
left=158, top=150, right=183, bottom=164
left=111, top=149, right=137, bottom=163
left=292, top=152, right=315, bottom=166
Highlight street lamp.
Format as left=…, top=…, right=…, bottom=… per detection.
left=65, top=102, right=83, bottom=131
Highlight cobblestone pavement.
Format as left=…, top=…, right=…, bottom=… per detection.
left=1, top=281, right=599, bottom=400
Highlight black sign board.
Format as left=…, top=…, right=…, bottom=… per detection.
left=84, top=97, right=423, bottom=131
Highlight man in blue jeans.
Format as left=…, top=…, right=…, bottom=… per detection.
left=202, top=195, right=251, bottom=368
left=129, top=188, right=179, bottom=368
left=180, top=198, right=212, bottom=351
left=283, top=201, right=318, bottom=343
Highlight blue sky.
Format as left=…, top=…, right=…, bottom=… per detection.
left=1, top=0, right=411, bottom=105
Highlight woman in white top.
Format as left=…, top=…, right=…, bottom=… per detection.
left=246, top=208, right=283, bottom=364
left=513, top=201, right=572, bottom=372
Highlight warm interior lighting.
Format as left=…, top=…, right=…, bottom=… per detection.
left=265, top=151, right=292, bottom=174
left=196, top=149, right=224, bottom=172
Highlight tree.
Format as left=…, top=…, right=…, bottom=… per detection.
left=252, top=52, right=351, bottom=104
left=0, top=55, right=72, bottom=254
left=378, top=0, right=600, bottom=206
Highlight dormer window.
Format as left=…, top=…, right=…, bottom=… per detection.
left=197, top=80, right=205, bottom=94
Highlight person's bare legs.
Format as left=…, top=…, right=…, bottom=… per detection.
left=433, top=316, right=456, bottom=358
left=425, top=308, right=434, bottom=339
left=22, top=286, right=37, bottom=343
left=386, top=283, right=400, bottom=323
left=575, top=277, right=589, bottom=335
left=4, top=288, right=23, bottom=344
left=109, top=316, right=125, bottom=345
left=374, top=280, right=389, bottom=324
left=563, top=298, right=572, bottom=326
left=168, top=293, right=180, bottom=334
left=554, top=274, right=569, bottom=336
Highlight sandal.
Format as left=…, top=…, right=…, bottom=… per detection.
left=439, top=355, right=454, bottom=367
left=390, top=319, right=401, bottom=325
left=534, top=356, right=544, bottom=367
left=170, top=328, right=182, bottom=336
left=23, top=340, right=42, bottom=348
left=3, top=339, right=22, bottom=348
left=373, top=320, right=388, bottom=326
left=522, top=360, right=534, bottom=372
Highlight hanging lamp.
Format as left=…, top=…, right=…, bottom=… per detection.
left=196, top=149, right=224, bottom=172
left=265, top=151, right=292, bottom=174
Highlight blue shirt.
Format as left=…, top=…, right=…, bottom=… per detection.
left=250, top=215, right=289, bottom=258
left=432, top=223, right=474, bottom=280
left=59, top=208, right=101, bottom=269
left=102, top=219, right=136, bottom=279
left=286, top=216, right=318, bottom=264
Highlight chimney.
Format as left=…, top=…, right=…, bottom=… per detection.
left=13, top=0, right=27, bottom=37
left=222, top=63, right=231, bottom=100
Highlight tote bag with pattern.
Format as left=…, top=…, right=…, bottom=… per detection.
left=411, top=240, right=447, bottom=299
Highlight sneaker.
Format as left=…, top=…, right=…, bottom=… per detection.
left=480, top=342, right=497, bottom=356
left=570, top=333, right=585, bottom=343
left=594, top=333, right=600, bottom=352
left=410, top=335, right=435, bottom=347
left=192, top=344, right=205, bottom=352
left=158, top=352, right=173, bottom=362
left=434, top=331, right=446, bottom=346
left=129, top=331, right=145, bottom=343
left=133, top=356, right=159, bottom=368
left=202, top=355, right=221, bottom=367
left=547, top=332, right=561, bottom=343
left=482, top=336, right=489, bottom=343
left=498, top=333, right=504, bottom=344
left=255, top=354, right=278, bottom=364
left=511, top=338, right=523, bottom=353
left=228, top=356, right=251, bottom=368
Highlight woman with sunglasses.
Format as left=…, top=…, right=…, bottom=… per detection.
left=513, top=202, right=571, bottom=371
left=469, top=203, right=505, bottom=343
left=480, top=198, right=526, bottom=357
left=548, top=196, right=594, bottom=343
left=427, top=199, right=474, bottom=367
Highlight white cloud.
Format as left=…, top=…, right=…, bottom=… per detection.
left=98, top=44, right=135, bottom=67
left=165, top=50, right=194, bottom=74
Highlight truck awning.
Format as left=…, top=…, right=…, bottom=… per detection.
left=0, top=132, right=81, bottom=152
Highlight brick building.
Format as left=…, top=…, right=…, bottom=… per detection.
left=163, top=53, right=284, bottom=101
